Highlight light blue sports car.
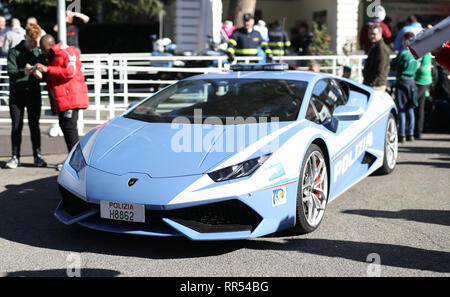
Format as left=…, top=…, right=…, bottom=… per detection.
left=55, top=64, right=398, bottom=240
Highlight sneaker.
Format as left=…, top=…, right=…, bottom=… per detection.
left=34, top=154, right=47, bottom=168
left=5, top=156, right=20, bottom=169
left=406, top=135, right=414, bottom=142
left=56, top=163, right=63, bottom=172
left=398, top=136, right=405, bottom=143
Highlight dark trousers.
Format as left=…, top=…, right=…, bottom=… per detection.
left=58, top=109, right=79, bottom=152
left=9, top=92, right=42, bottom=158
left=415, top=84, right=430, bottom=138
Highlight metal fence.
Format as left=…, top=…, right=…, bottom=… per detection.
left=0, top=53, right=396, bottom=135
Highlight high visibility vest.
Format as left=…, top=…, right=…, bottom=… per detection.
left=268, top=27, right=291, bottom=56
left=227, top=28, right=272, bottom=56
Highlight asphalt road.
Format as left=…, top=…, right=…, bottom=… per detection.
left=0, top=133, right=449, bottom=277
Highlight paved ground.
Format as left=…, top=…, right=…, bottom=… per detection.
left=0, top=133, right=449, bottom=277
left=0, top=124, right=69, bottom=157
left=0, top=109, right=104, bottom=157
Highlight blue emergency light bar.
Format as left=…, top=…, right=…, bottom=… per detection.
left=230, top=63, right=289, bottom=72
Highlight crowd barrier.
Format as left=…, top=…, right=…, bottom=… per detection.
left=0, top=53, right=397, bottom=135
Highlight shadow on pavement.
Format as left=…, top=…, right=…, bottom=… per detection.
left=341, top=209, right=450, bottom=227
left=244, top=238, right=450, bottom=273
left=396, top=161, right=450, bottom=169
left=0, top=176, right=244, bottom=259
left=419, top=137, right=450, bottom=142
left=5, top=268, right=120, bottom=277
left=1, top=176, right=449, bottom=273
left=431, top=157, right=450, bottom=162
left=0, top=160, right=61, bottom=170
left=397, top=145, right=450, bottom=169
left=398, top=146, right=450, bottom=156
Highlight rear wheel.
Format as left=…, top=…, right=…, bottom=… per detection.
left=377, top=113, right=398, bottom=175
left=292, top=144, right=328, bottom=234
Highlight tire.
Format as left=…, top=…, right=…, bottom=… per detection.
left=291, top=144, right=329, bottom=234
left=376, top=113, right=398, bottom=175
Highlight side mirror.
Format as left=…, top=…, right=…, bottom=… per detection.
left=333, top=105, right=364, bottom=121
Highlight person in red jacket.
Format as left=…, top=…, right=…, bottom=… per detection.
left=34, top=34, right=88, bottom=165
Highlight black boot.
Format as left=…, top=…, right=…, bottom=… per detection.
left=34, top=154, right=47, bottom=167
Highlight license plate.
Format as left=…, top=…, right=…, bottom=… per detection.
left=100, top=201, right=145, bottom=223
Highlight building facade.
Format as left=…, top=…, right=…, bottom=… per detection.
left=166, top=0, right=450, bottom=54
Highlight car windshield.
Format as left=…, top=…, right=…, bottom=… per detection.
left=125, top=78, right=308, bottom=124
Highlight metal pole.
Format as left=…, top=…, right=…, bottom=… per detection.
left=108, top=55, right=115, bottom=120
left=159, top=10, right=164, bottom=39
left=94, top=57, right=101, bottom=122
left=57, top=0, right=67, bottom=43
left=332, top=56, right=337, bottom=75
left=123, top=57, right=129, bottom=106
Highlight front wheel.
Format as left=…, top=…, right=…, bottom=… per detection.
left=291, top=144, right=328, bottom=234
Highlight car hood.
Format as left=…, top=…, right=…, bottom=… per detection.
left=85, top=117, right=293, bottom=177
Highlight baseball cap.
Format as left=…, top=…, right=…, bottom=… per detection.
left=243, top=13, right=254, bottom=21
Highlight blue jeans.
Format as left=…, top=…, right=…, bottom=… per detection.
left=398, top=108, right=415, bottom=136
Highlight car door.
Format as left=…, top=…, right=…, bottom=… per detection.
left=307, top=78, right=369, bottom=199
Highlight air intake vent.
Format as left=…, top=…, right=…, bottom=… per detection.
left=59, top=186, right=97, bottom=217
left=361, top=151, right=377, bottom=167
left=165, top=200, right=263, bottom=233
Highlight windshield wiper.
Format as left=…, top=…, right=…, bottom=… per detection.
left=125, top=113, right=168, bottom=123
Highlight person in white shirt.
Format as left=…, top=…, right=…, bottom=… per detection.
left=2, top=18, right=26, bottom=55
left=0, top=15, right=10, bottom=57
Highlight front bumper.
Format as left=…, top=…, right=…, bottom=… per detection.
left=55, top=185, right=267, bottom=240
left=56, top=163, right=298, bottom=240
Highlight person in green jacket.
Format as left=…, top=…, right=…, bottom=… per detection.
left=390, top=32, right=420, bottom=143
left=414, top=52, right=433, bottom=140
left=5, top=23, right=47, bottom=169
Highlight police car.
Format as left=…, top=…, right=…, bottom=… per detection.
left=55, top=64, right=398, bottom=240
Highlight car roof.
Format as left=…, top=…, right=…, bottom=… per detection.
left=183, top=70, right=329, bottom=82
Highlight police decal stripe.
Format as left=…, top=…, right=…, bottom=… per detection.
left=331, top=109, right=390, bottom=163
left=253, top=177, right=298, bottom=193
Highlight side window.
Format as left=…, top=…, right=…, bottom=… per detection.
left=310, top=79, right=332, bottom=124
left=306, top=100, right=319, bottom=123
left=329, top=79, right=348, bottom=106
left=336, top=80, right=350, bottom=103
left=307, top=79, right=348, bottom=124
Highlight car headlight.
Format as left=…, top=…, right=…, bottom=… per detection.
left=69, top=144, right=87, bottom=173
left=208, top=153, right=272, bottom=182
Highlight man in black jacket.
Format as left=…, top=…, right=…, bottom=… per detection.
left=227, top=13, right=273, bottom=63
left=363, top=24, right=391, bottom=92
